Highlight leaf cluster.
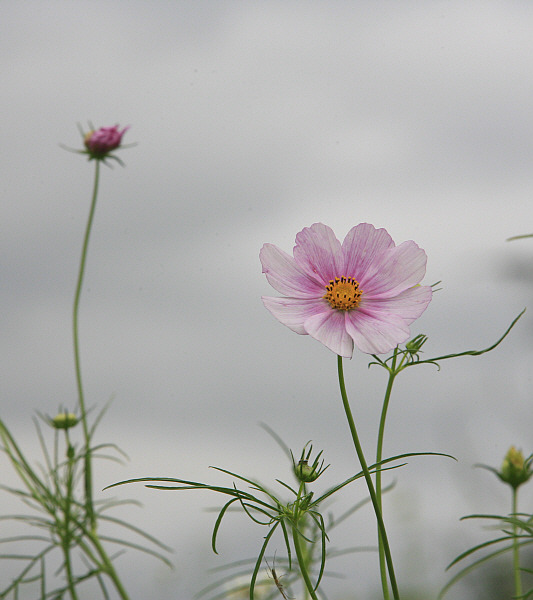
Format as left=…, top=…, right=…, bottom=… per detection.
left=0, top=412, right=171, bottom=599
left=106, top=448, right=452, bottom=600
left=440, top=512, right=533, bottom=598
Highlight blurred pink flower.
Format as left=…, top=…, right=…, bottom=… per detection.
left=260, top=223, right=432, bottom=357
left=83, top=125, right=129, bottom=159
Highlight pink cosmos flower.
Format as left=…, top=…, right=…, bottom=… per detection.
left=260, top=223, right=432, bottom=358
left=83, top=125, right=129, bottom=159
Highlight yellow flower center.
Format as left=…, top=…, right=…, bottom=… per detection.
left=324, top=277, right=362, bottom=311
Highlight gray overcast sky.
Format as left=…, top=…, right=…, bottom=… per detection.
left=2, top=2, right=533, bottom=598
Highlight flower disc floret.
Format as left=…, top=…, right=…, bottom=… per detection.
left=260, top=223, right=432, bottom=357
left=324, top=276, right=362, bottom=310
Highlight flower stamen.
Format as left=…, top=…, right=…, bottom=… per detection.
left=324, top=276, right=362, bottom=311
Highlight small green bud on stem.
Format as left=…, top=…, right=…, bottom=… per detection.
left=405, top=333, right=428, bottom=356
left=292, top=442, right=329, bottom=484
left=51, top=412, right=79, bottom=430
left=499, top=446, right=533, bottom=489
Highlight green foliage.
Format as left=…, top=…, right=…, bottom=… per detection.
left=106, top=443, right=451, bottom=600
left=0, top=412, right=171, bottom=599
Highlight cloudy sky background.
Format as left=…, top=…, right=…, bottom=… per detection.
left=2, top=1, right=533, bottom=598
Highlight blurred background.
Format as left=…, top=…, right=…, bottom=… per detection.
left=2, top=1, right=533, bottom=598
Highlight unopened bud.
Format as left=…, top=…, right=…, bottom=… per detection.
left=292, top=442, right=329, bottom=484
left=51, top=412, right=79, bottom=430
left=84, top=125, right=129, bottom=159
left=294, top=460, right=321, bottom=483
left=405, top=333, right=428, bottom=356
left=499, top=446, right=532, bottom=489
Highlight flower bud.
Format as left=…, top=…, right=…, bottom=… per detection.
left=51, top=412, right=79, bottom=430
left=405, top=333, right=428, bottom=356
left=294, top=459, right=321, bottom=483
left=292, top=442, right=329, bottom=484
left=84, top=125, right=129, bottom=159
left=499, top=446, right=532, bottom=489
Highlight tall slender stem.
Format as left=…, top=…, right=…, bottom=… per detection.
left=70, top=161, right=131, bottom=599
left=337, top=355, right=400, bottom=600
left=375, top=349, right=398, bottom=600
left=512, top=487, right=522, bottom=598
left=72, top=160, right=100, bottom=530
left=63, top=432, right=79, bottom=600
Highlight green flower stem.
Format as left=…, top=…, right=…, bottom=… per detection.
left=375, top=348, right=400, bottom=600
left=63, top=433, right=79, bottom=600
left=293, top=481, right=315, bottom=600
left=512, top=487, right=522, bottom=599
left=292, top=523, right=320, bottom=600
left=86, top=532, right=131, bottom=600
left=337, top=355, right=400, bottom=600
left=62, top=535, right=78, bottom=600
left=73, top=160, right=100, bottom=531
left=71, top=160, right=131, bottom=600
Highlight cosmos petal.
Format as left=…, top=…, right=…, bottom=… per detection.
left=342, top=223, right=395, bottom=281
left=345, top=309, right=411, bottom=355
left=304, top=309, right=354, bottom=358
left=260, top=243, right=323, bottom=298
left=358, top=241, right=428, bottom=298
left=293, top=223, right=343, bottom=284
left=361, top=285, right=433, bottom=324
left=262, top=296, right=328, bottom=334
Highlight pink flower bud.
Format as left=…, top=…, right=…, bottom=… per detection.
left=84, top=125, right=129, bottom=159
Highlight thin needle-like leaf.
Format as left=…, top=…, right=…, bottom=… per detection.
left=212, top=497, right=240, bottom=554
left=250, top=525, right=278, bottom=600
left=411, top=309, right=525, bottom=369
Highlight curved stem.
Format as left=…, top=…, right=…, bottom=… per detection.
left=512, top=487, right=522, bottom=598
left=337, top=355, right=400, bottom=600
left=73, top=160, right=100, bottom=531
left=375, top=350, right=398, bottom=600
left=70, top=161, right=130, bottom=599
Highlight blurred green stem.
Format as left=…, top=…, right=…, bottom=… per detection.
left=512, top=487, right=522, bottom=598
left=63, top=432, right=79, bottom=600
left=88, top=532, right=130, bottom=600
left=70, top=160, right=133, bottom=599
left=73, top=160, right=100, bottom=530
left=337, top=355, right=400, bottom=600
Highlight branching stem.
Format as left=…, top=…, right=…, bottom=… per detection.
left=337, top=355, right=400, bottom=600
